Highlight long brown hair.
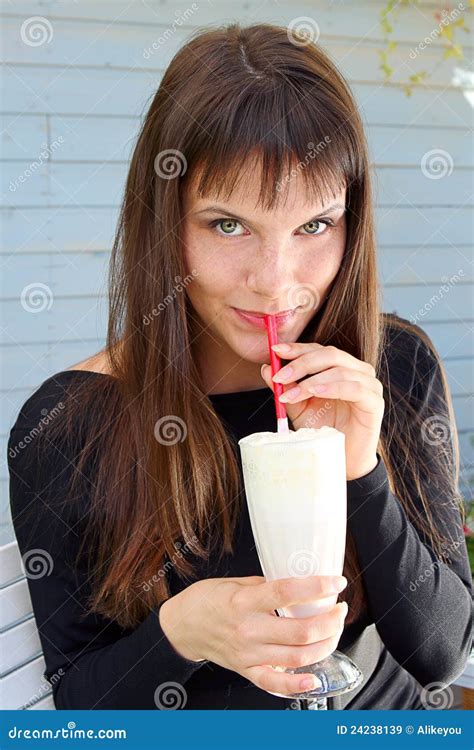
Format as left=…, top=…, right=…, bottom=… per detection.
left=28, top=22, right=464, bottom=629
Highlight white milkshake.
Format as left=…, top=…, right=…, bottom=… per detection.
left=238, top=426, right=347, bottom=619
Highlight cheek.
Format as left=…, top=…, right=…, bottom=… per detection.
left=311, top=234, right=345, bottom=281
left=330, top=241, right=345, bottom=273
left=183, top=238, right=238, bottom=302
left=182, top=234, right=198, bottom=278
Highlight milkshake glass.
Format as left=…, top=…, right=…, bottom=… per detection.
left=238, top=425, right=363, bottom=699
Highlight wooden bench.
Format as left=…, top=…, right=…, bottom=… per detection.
left=0, top=541, right=55, bottom=710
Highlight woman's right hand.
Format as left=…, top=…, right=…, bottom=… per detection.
left=158, top=574, right=348, bottom=696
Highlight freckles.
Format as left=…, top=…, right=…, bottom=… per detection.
left=183, top=236, right=212, bottom=278
left=303, top=247, right=344, bottom=301
left=320, top=238, right=345, bottom=270
left=194, top=258, right=231, bottom=293
left=306, top=248, right=340, bottom=280
left=181, top=237, right=196, bottom=272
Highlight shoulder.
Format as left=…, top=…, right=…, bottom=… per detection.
left=8, top=370, right=108, bottom=440
left=380, top=313, right=450, bottom=424
left=381, top=312, right=437, bottom=362
left=380, top=312, right=442, bottom=389
left=8, top=370, right=110, bottom=522
left=7, top=370, right=110, bottom=500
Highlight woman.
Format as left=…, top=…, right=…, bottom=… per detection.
left=8, top=22, right=472, bottom=710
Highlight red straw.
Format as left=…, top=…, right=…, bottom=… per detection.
left=264, top=315, right=289, bottom=428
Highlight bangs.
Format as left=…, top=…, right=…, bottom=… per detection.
left=185, top=82, right=362, bottom=211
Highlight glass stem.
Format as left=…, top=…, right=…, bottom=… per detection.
left=300, top=697, right=328, bottom=710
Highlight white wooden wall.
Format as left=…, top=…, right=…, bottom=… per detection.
left=1, top=1, right=473, bottom=545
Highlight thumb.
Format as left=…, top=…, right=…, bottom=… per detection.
left=260, top=364, right=300, bottom=424
left=260, top=363, right=274, bottom=391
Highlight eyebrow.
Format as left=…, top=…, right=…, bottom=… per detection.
left=194, top=202, right=346, bottom=223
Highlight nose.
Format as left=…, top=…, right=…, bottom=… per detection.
left=246, top=241, right=296, bottom=300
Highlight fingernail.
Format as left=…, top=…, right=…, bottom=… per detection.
left=272, top=343, right=291, bottom=352
left=331, top=576, right=347, bottom=591
left=308, top=384, right=328, bottom=393
left=260, top=364, right=267, bottom=376
left=279, top=386, right=300, bottom=402
left=272, top=366, right=293, bottom=383
left=300, top=676, right=322, bottom=691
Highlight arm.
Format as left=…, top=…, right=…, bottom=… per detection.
left=8, top=379, right=205, bottom=710
left=51, top=603, right=204, bottom=710
left=346, top=336, right=473, bottom=687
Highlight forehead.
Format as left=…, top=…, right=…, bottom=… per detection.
left=183, top=155, right=346, bottom=219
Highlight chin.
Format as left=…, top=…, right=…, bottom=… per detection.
left=231, top=338, right=270, bottom=363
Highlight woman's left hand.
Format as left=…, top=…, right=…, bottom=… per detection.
left=260, top=342, right=385, bottom=481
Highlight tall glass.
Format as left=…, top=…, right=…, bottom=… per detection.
left=238, top=426, right=363, bottom=700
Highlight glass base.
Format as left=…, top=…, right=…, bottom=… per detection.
left=267, top=650, right=363, bottom=700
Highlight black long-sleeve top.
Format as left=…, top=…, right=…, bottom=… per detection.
left=8, top=319, right=473, bottom=710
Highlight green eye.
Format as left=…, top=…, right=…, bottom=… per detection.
left=209, top=218, right=245, bottom=236
left=208, top=217, right=334, bottom=237
left=301, top=220, right=332, bottom=235
left=220, top=219, right=238, bottom=234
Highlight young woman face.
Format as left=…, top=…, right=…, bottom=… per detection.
left=182, top=162, right=347, bottom=394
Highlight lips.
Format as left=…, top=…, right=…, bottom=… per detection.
left=238, top=308, right=295, bottom=319
left=232, top=307, right=298, bottom=329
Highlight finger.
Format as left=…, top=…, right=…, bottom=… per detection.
left=272, top=347, right=374, bottom=386
left=260, top=363, right=309, bottom=426
left=280, top=380, right=383, bottom=414
left=271, top=342, right=325, bottom=359
left=272, top=342, right=375, bottom=375
left=261, top=363, right=299, bottom=397
left=308, top=369, right=383, bottom=396
left=258, top=632, right=343, bottom=669
left=237, top=575, right=347, bottom=614
left=245, top=664, right=323, bottom=697
left=261, top=602, right=348, bottom=645
left=279, top=370, right=383, bottom=403
left=230, top=576, right=267, bottom=586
